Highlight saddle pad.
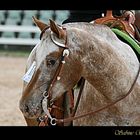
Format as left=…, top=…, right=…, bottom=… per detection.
left=112, top=28, right=140, bottom=55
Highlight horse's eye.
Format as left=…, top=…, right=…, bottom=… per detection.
left=46, top=59, right=56, bottom=67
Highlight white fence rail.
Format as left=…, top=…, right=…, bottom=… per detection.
left=0, top=25, right=40, bottom=45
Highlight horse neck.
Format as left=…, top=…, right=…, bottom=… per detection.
left=69, top=25, right=136, bottom=101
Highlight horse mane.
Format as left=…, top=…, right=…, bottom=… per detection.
left=63, top=22, right=107, bottom=34
left=62, top=22, right=119, bottom=44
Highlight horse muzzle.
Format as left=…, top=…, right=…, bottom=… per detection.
left=19, top=99, right=43, bottom=119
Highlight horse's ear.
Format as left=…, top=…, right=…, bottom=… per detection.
left=32, top=16, right=49, bottom=31
left=49, top=19, right=66, bottom=39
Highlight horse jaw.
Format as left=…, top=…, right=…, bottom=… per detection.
left=50, top=82, right=66, bottom=102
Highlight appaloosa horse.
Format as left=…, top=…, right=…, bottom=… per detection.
left=19, top=17, right=140, bottom=126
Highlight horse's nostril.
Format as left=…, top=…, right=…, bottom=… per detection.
left=25, top=104, right=40, bottom=114
left=36, top=106, right=40, bottom=110
left=25, top=105, right=29, bottom=112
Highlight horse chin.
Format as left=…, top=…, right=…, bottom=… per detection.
left=22, top=109, right=44, bottom=119
left=19, top=101, right=43, bottom=119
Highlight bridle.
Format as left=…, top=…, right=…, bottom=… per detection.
left=38, top=26, right=71, bottom=126
left=37, top=25, right=140, bottom=126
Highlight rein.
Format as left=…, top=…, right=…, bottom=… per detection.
left=55, top=63, right=140, bottom=124
left=38, top=25, right=140, bottom=126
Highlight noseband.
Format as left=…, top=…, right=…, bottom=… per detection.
left=37, top=25, right=140, bottom=126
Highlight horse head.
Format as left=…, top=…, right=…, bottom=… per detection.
left=19, top=18, right=83, bottom=120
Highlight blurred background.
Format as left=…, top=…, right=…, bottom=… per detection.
left=0, top=10, right=70, bottom=50
left=0, top=10, right=69, bottom=126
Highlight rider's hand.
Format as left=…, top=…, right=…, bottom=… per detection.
left=123, top=10, right=135, bottom=24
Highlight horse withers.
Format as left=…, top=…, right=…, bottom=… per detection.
left=19, top=17, right=140, bottom=126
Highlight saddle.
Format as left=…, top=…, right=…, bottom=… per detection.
left=94, top=10, right=135, bottom=38
left=94, top=10, right=140, bottom=61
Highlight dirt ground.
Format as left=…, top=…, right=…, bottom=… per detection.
left=0, top=56, right=27, bottom=126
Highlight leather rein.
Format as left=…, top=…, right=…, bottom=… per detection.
left=37, top=25, right=140, bottom=126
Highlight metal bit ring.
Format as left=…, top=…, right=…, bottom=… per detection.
left=43, top=91, right=48, bottom=98
left=50, top=118, right=57, bottom=126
